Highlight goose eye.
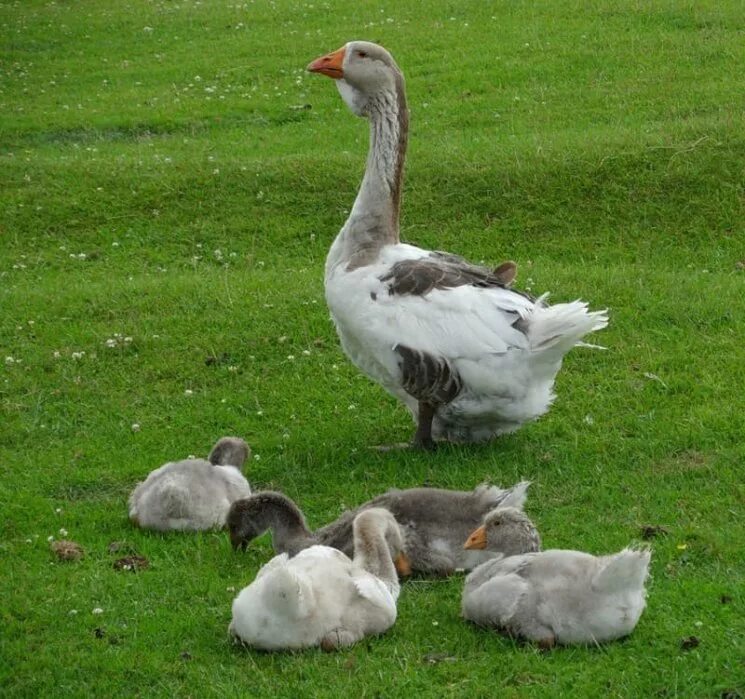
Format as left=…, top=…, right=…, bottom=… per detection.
left=357, top=50, right=368, bottom=58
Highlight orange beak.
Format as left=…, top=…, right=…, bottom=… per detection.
left=307, top=46, right=346, bottom=79
left=464, top=526, right=487, bottom=550
left=394, top=552, right=412, bottom=576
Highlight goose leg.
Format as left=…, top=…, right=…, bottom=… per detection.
left=412, top=401, right=436, bottom=451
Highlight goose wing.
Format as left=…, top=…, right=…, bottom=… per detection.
left=337, top=247, right=534, bottom=361
left=352, top=573, right=397, bottom=610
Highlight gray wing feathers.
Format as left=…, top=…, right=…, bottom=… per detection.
left=394, top=344, right=462, bottom=404
left=380, top=254, right=527, bottom=297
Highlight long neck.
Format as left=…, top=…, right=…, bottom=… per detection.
left=353, top=522, right=397, bottom=590
left=331, top=75, right=408, bottom=272
left=260, top=496, right=315, bottom=554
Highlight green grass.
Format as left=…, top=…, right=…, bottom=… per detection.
left=1, top=0, right=744, bottom=696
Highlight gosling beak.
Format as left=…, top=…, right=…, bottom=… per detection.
left=464, top=526, right=487, bottom=550
left=307, top=46, right=346, bottom=79
left=394, top=552, right=412, bottom=576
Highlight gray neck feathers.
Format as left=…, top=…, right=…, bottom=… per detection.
left=333, top=73, right=408, bottom=272
left=258, top=495, right=315, bottom=555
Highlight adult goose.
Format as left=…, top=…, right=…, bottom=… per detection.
left=229, top=508, right=405, bottom=651
left=308, top=42, right=608, bottom=448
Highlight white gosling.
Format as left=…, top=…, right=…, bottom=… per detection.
left=308, top=41, right=607, bottom=448
left=128, top=437, right=251, bottom=531
left=462, top=519, right=651, bottom=647
left=229, top=508, right=406, bottom=651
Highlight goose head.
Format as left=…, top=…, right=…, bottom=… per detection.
left=208, top=436, right=250, bottom=470
left=226, top=492, right=312, bottom=552
left=464, top=506, right=541, bottom=555
left=307, top=41, right=403, bottom=117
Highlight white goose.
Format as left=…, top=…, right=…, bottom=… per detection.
left=229, top=508, right=406, bottom=651
left=308, top=41, right=608, bottom=448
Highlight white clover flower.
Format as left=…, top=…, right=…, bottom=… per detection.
left=92, top=608, right=104, bottom=615
left=184, top=389, right=193, bottom=396
left=59, top=528, right=68, bottom=536
left=131, top=423, right=141, bottom=432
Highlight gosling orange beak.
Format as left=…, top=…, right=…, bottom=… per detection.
left=307, top=46, right=346, bottom=79
left=464, top=526, right=487, bottom=550
left=394, top=552, right=412, bottom=577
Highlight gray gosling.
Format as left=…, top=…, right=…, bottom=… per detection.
left=462, top=510, right=650, bottom=647
left=129, top=437, right=251, bottom=531
left=227, top=481, right=536, bottom=575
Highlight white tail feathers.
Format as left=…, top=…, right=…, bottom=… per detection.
left=593, top=548, right=651, bottom=596
left=528, top=299, right=609, bottom=354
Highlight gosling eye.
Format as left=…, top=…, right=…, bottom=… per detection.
left=356, top=50, right=368, bottom=58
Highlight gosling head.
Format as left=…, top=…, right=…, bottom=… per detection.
left=226, top=498, right=265, bottom=551
left=208, top=436, right=250, bottom=470
left=464, top=506, right=541, bottom=555
left=226, top=492, right=309, bottom=552
left=307, top=41, right=403, bottom=117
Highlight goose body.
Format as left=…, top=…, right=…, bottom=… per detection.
left=309, top=42, right=607, bottom=447
left=228, top=481, right=536, bottom=575
left=229, top=509, right=402, bottom=651
left=129, top=437, right=251, bottom=531
left=462, top=546, right=651, bottom=646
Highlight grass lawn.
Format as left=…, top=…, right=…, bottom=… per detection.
left=1, top=0, right=744, bottom=696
